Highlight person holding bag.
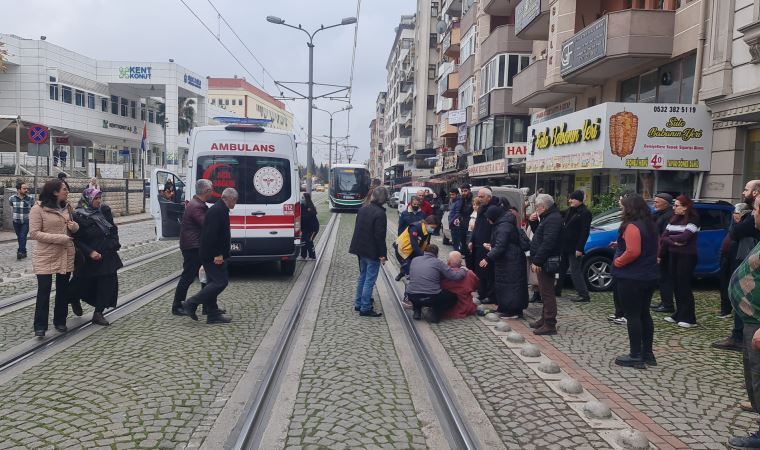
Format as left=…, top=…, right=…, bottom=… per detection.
left=70, top=188, right=123, bottom=327
left=30, top=179, right=79, bottom=337
left=527, top=193, right=563, bottom=335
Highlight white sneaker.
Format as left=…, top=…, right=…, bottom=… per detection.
left=663, top=317, right=676, bottom=323
left=613, top=317, right=627, bottom=325
left=607, top=314, right=617, bottom=321
left=717, top=313, right=732, bottom=319
left=677, top=321, right=698, bottom=328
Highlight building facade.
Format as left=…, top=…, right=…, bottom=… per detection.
left=0, top=33, right=208, bottom=177
left=207, top=77, right=293, bottom=132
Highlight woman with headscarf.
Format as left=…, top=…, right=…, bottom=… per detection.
left=71, top=188, right=123, bottom=326
left=479, top=205, right=529, bottom=318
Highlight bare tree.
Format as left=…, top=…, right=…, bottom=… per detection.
left=0, top=41, right=8, bottom=73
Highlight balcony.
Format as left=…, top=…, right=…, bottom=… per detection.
left=515, top=0, right=550, bottom=40
left=443, top=23, right=461, bottom=58
left=559, top=10, right=676, bottom=85
left=483, top=0, right=519, bottom=16
left=444, top=0, right=462, bottom=17
left=480, top=25, right=533, bottom=65
left=512, top=58, right=577, bottom=107
left=439, top=114, right=458, bottom=138
left=442, top=72, right=459, bottom=98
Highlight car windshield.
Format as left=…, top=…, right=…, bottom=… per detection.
left=590, top=208, right=622, bottom=231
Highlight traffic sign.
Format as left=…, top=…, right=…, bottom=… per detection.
left=27, top=125, right=49, bottom=144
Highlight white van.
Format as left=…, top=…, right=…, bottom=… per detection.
left=150, top=118, right=301, bottom=275
left=396, top=186, right=430, bottom=215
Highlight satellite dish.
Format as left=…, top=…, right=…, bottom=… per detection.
left=436, top=20, right=447, bottom=35
left=455, top=144, right=466, bottom=156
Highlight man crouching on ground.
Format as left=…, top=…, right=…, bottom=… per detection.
left=440, top=251, right=479, bottom=319
left=406, top=244, right=469, bottom=323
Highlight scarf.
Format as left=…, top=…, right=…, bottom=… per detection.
left=76, top=188, right=113, bottom=236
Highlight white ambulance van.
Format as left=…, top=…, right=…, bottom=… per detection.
left=150, top=118, right=302, bottom=275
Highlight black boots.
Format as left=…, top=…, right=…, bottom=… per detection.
left=92, top=312, right=110, bottom=327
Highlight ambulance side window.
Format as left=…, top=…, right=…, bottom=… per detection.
left=247, top=157, right=291, bottom=204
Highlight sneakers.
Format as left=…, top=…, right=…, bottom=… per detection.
left=533, top=325, right=557, bottom=336
left=653, top=305, right=675, bottom=313
left=712, top=337, right=743, bottom=352
left=360, top=310, right=383, bottom=318
left=34, top=329, right=45, bottom=337
left=607, top=314, right=618, bottom=322
left=663, top=316, right=676, bottom=323
left=740, top=401, right=754, bottom=412
left=728, top=426, right=760, bottom=449
left=499, top=313, right=522, bottom=319
left=612, top=317, right=628, bottom=325
left=677, top=322, right=698, bottom=329
left=614, top=354, right=646, bottom=369
left=717, top=312, right=733, bottom=319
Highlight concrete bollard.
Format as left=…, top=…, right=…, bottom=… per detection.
left=558, top=377, right=584, bottom=394
left=616, top=429, right=650, bottom=450
left=520, top=344, right=541, bottom=357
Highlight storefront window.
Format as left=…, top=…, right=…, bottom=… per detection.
left=656, top=171, right=694, bottom=198
left=620, top=78, right=638, bottom=103
left=639, top=71, right=657, bottom=103
left=680, top=54, right=696, bottom=103
left=657, top=60, right=682, bottom=103
left=745, top=129, right=760, bottom=181
left=620, top=53, right=696, bottom=104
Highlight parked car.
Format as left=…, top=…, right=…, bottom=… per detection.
left=441, top=186, right=526, bottom=245
left=580, top=200, right=733, bottom=292
left=388, top=191, right=400, bottom=209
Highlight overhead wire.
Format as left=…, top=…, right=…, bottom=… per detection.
left=345, top=0, right=362, bottom=143
left=176, top=0, right=307, bottom=141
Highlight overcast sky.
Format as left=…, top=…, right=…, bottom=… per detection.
left=1, top=0, right=414, bottom=165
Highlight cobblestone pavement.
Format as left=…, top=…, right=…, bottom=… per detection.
left=385, top=210, right=753, bottom=448
left=0, top=254, right=308, bottom=448
left=523, top=287, right=753, bottom=449
left=0, top=250, right=183, bottom=352
left=285, top=214, right=427, bottom=450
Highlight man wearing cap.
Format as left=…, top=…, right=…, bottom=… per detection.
left=556, top=190, right=592, bottom=302
left=651, top=193, right=675, bottom=313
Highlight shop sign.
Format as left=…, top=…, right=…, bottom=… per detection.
left=118, top=66, right=152, bottom=80
left=515, top=0, right=541, bottom=35
left=505, top=143, right=528, bottom=158
left=560, top=15, right=607, bottom=77
left=449, top=109, right=466, bottom=125
left=53, top=136, right=70, bottom=145
left=184, top=74, right=202, bottom=89
left=526, top=102, right=713, bottom=173
left=531, top=98, right=576, bottom=125
left=443, top=154, right=458, bottom=171
left=469, top=159, right=506, bottom=177
left=457, top=125, right=467, bottom=144
left=102, top=120, right=135, bottom=133
left=478, top=94, right=490, bottom=120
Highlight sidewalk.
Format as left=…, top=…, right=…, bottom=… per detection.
left=0, top=213, right=152, bottom=244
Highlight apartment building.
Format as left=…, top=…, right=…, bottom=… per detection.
left=207, top=77, right=293, bottom=132
left=432, top=0, right=534, bottom=184
left=382, top=15, right=416, bottom=187
left=370, top=92, right=387, bottom=181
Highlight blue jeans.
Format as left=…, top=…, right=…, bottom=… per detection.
left=354, top=256, right=380, bottom=313
left=13, top=221, right=28, bottom=254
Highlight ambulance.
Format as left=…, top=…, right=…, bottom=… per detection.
left=150, top=117, right=302, bottom=275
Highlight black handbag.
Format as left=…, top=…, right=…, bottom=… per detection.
left=543, top=256, right=561, bottom=274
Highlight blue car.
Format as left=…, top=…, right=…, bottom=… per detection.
left=580, top=200, right=734, bottom=291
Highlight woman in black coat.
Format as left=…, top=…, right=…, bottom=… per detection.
left=479, top=206, right=528, bottom=318
left=71, top=188, right=123, bottom=326
left=300, top=193, right=319, bottom=259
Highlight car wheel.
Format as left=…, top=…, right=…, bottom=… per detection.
left=583, top=255, right=613, bottom=292
left=281, top=260, right=296, bottom=276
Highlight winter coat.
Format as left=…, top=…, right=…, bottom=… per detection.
left=470, top=197, right=501, bottom=247
left=458, top=193, right=474, bottom=226
left=29, top=203, right=79, bottom=275
left=301, top=202, right=320, bottom=234
left=528, top=204, right=563, bottom=266
left=448, top=196, right=462, bottom=227
left=349, top=202, right=388, bottom=260
left=486, top=212, right=528, bottom=314
left=179, top=196, right=208, bottom=251
left=200, top=200, right=231, bottom=262
left=72, top=205, right=123, bottom=277
left=561, top=204, right=592, bottom=253
left=653, top=207, right=674, bottom=236
left=398, top=208, right=425, bottom=235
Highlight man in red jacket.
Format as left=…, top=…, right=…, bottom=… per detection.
left=441, top=251, right=478, bottom=319
left=417, top=189, right=433, bottom=217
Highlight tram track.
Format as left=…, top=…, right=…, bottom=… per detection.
left=230, top=212, right=339, bottom=450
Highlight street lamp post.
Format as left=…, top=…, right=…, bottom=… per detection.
left=266, top=15, right=357, bottom=194
left=313, top=105, right=351, bottom=172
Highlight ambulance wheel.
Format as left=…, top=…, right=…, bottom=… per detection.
left=281, top=260, right=296, bottom=276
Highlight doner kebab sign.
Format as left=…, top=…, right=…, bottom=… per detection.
left=526, top=102, right=712, bottom=173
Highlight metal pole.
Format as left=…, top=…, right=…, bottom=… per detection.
left=15, top=118, right=20, bottom=176
left=306, top=41, right=315, bottom=195
left=163, top=122, right=167, bottom=169
left=328, top=115, right=333, bottom=173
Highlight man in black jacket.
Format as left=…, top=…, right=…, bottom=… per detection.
left=455, top=184, right=473, bottom=255
left=556, top=190, right=592, bottom=302
left=528, top=194, right=563, bottom=335
left=349, top=187, right=388, bottom=317
left=651, top=192, right=675, bottom=312
left=182, top=187, right=237, bottom=324
left=469, top=188, right=500, bottom=302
